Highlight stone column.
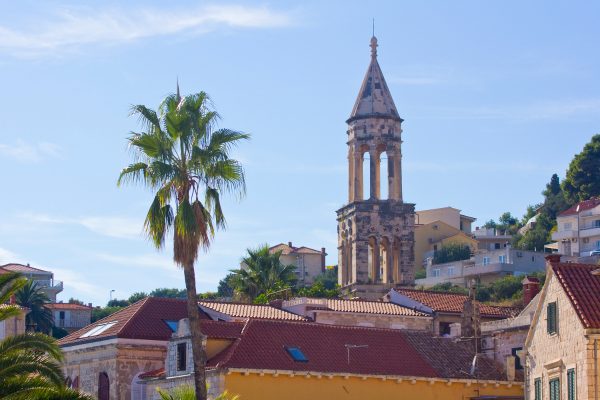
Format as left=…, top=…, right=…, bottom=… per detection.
left=387, top=152, right=397, bottom=200
left=396, top=150, right=403, bottom=202
left=369, top=150, right=379, bottom=200
left=338, top=242, right=346, bottom=285
left=348, top=149, right=354, bottom=202
left=354, top=153, right=363, bottom=201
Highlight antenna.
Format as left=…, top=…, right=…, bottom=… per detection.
left=345, top=344, right=369, bottom=364
left=372, top=18, right=375, bottom=37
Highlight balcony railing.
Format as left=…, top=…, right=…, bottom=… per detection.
left=551, top=230, right=578, bottom=241
left=35, top=279, right=64, bottom=292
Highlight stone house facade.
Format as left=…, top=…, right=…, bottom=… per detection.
left=525, top=255, right=600, bottom=400
left=0, top=304, right=27, bottom=339
left=551, top=197, right=600, bottom=257
left=268, top=242, right=327, bottom=286
left=47, top=302, right=92, bottom=332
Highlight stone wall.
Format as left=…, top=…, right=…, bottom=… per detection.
left=482, top=328, right=528, bottom=369
left=314, top=311, right=431, bottom=331
left=526, top=271, right=591, bottom=399
left=62, top=340, right=167, bottom=400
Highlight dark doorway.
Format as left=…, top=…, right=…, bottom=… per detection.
left=98, top=372, right=109, bottom=400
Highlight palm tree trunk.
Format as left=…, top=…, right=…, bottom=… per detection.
left=182, top=261, right=208, bottom=400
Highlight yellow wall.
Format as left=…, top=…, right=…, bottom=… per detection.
left=415, top=221, right=472, bottom=269
left=224, top=371, right=523, bottom=400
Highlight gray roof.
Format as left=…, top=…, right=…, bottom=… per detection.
left=348, top=36, right=401, bottom=123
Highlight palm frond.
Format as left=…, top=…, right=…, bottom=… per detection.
left=117, top=162, right=148, bottom=186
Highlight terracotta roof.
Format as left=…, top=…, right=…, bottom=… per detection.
left=551, top=262, right=600, bottom=329
left=0, top=263, right=51, bottom=274
left=47, top=303, right=92, bottom=311
left=138, top=368, right=165, bottom=379
left=321, top=298, right=427, bottom=317
left=210, top=319, right=514, bottom=381
left=559, top=197, right=600, bottom=217
left=199, top=301, right=306, bottom=321
left=58, top=297, right=228, bottom=347
left=269, top=243, right=323, bottom=256
left=394, top=289, right=518, bottom=318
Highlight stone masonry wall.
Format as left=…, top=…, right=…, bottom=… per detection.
left=314, top=311, right=431, bottom=331
left=526, top=272, right=590, bottom=399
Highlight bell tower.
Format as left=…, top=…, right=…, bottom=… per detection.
left=336, top=36, right=416, bottom=299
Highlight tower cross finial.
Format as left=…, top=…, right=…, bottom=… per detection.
left=370, top=35, right=378, bottom=59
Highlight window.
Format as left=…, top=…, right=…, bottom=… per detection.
left=549, top=378, right=560, bottom=400
left=594, top=220, right=600, bottom=228
left=567, top=368, right=576, bottom=400
left=177, top=342, right=187, bottom=371
left=564, top=222, right=573, bottom=230
left=447, top=266, right=455, bottom=276
left=432, top=269, right=441, bottom=277
left=286, top=347, right=308, bottom=362
left=511, top=347, right=523, bottom=370
left=494, top=243, right=501, bottom=249
left=164, top=320, right=178, bottom=332
left=59, top=311, right=65, bottom=320
left=547, top=302, right=558, bottom=334
left=483, top=257, right=491, bottom=266
left=596, top=240, right=600, bottom=250
left=439, top=322, right=451, bottom=336
left=534, top=378, right=542, bottom=400
left=532, top=256, right=536, bottom=262
left=79, top=321, right=117, bottom=338
left=499, top=255, right=507, bottom=263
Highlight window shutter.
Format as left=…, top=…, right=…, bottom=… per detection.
left=549, top=378, right=560, bottom=400
left=535, top=378, right=541, bottom=400
left=547, top=302, right=557, bottom=334
left=567, top=369, right=576, bottom=400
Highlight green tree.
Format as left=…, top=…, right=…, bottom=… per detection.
left=106, top=299, right=129, bottom=308
left=149, top=288, right=187, bottom=299
left=217, top=273, right=236, bottom=298
left=433, top=243, right=472, bottom=264
left=128, top=292, right=148, bottom=303
left=296, top=281, right=340, bottom=298
left=67, top=298, right=84, bottom=305
left=230, top=245, right=297, bottom=301
left=118, top=88, right=248, bottom=400
left=312, top=267, right=338, bottom=290
left=542, top=174, right=569, bottom=220
left=0, top=273, right=92, bottom=400
left=563, top=134, right=600, bottom=203
left=15, top=281, right=53, bottom=333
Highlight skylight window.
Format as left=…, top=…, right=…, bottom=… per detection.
left=79, top=321, right=117, bottom=338
left=164, top=320, right=178, bottom=332
left=286, top=346, right=308, bottom=362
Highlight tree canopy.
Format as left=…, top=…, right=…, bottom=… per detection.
left=563, top=134, right=600, bottom=203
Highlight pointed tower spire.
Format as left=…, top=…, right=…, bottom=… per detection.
left=347, top=36, right=401, bottom=123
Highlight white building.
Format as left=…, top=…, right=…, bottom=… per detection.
left=551, top=197, right=600, bottom=257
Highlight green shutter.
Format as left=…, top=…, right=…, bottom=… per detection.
left=547, top=302, right=558, bottom=334
left=535, top=378, right=542, bottom=400
left=567, top=369, right=576, bottom=400
left=549, top=378, right=561, bottom=400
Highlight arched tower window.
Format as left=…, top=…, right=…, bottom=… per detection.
left=362, top=151, right=370, bottom=200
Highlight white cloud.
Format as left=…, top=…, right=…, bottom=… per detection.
left=0, top=5, right=294, bottom=57
left=0, top=140, right=62, bottom=163
left=0, top=247, right=22, bottom=264
left=21, top=213, right=143, bottom=239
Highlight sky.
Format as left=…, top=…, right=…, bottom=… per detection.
left=0, top=0, right=598, bottom=306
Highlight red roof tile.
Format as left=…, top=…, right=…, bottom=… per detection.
left=269, top=243, right=323, bottom=256
left=138, top=368, right=165, bottom=379
left=394, top=289, right=518, bottom=318
left=58, top=297, right=229, bottom=347
left=47, top=303, right=92, bottom=311
left=211, top=319, right=513, bottom=381
left=0, top=263, right=51, bottom=274
left=559, top=197, right=600, bottom=217
left=551, top=262, right=600, bottom=329
left=199, top=301, right=306, bottom=321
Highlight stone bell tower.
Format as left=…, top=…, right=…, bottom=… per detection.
left=337, top=36, right=416, bottom=299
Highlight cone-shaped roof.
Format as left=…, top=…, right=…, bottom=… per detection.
left=348, top=36, right=401, bottom=123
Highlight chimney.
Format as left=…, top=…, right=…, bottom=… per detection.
left=522, top=276, right=540, bottom=306
left=506, top=356, right=516, bottom=382
left=88, top=303, right=92, bottom=308
left=545, top=254, right=561, bottom=264
left=288, top=241, right=293, bottom=248
left=321, top=248, right=326, bottom=272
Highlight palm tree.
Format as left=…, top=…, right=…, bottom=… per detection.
left=15, top=280, right=53, bottom=333
left=230, top=245, right=297, bottom=301
left=0, top=272, right=92, bottom=400
left=118, top=88, right=248, bottom=400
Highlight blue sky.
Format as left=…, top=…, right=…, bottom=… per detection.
left=0, top=1, right=597, bottom=306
